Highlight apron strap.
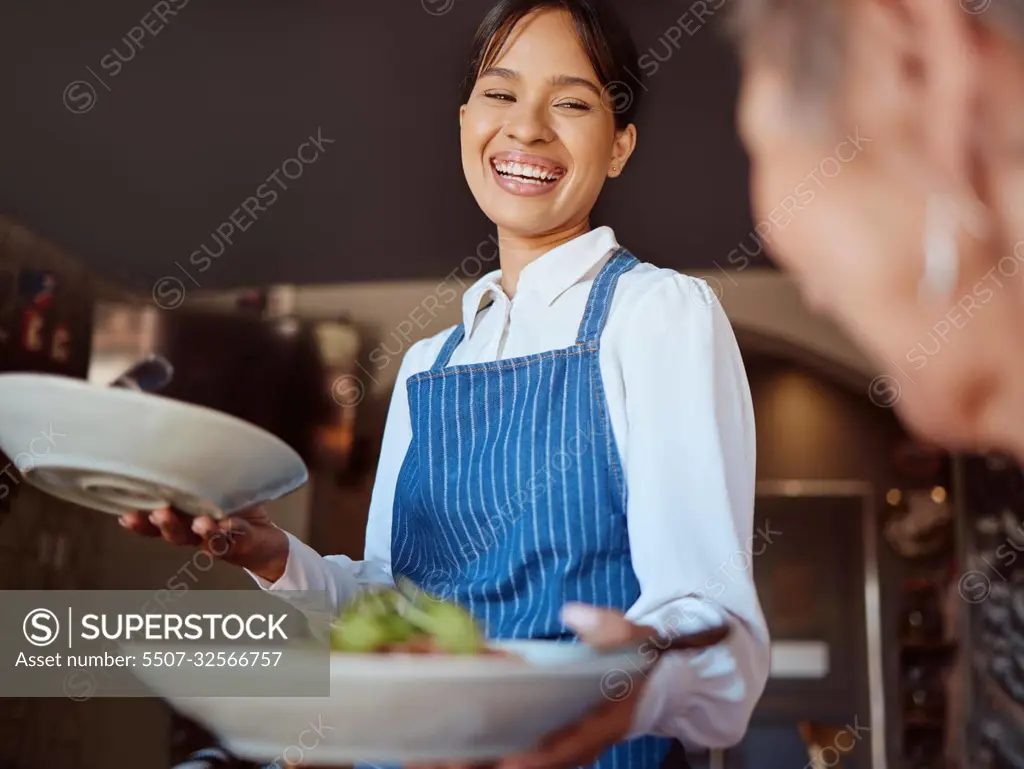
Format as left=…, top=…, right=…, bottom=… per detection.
left=430, top=247, right=637, bottom=370
left=575, top=247, right=639, bottom=346
left=429, top=324, right=466, bottom=372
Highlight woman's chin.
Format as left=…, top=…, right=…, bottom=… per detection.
left=481, top=208, right=566, bottom=239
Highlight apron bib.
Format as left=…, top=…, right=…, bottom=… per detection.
left=389, top=249, right=676, bottom=769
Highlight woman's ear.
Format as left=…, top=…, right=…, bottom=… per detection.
left=609, top=123, right=638, bottom=178
left=460, top=104, right=467, bottom=128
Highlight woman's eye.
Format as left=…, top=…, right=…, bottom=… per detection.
left=483, top=92, right=515, bottom=102
left=556, top=100, right=592, bottom=111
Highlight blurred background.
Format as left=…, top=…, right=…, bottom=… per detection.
left=0, top=1, right=1013, bottom=768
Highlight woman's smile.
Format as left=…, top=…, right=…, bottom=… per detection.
left=489, top=150, right=566, bottom=197
left=459, top=7, right=636, bottom=238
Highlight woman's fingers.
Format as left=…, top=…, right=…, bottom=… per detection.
left=497, top=698, right=631, bottom=769
left=189, top=514, right=221, bottom=539
left=216, top=513, right=254, bottom=540
left=119, top=508, right=200, bottom=547
left=148, top=507, right=202, bottom=547
left=118, top=510, right=162, bottom=537
left=192, top=515, right=252, bottom=557
left=118, top=505, right=274, bottom=569
left=559, top=604, right=653, bottom=650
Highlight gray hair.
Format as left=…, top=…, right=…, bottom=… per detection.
left=728, top=0, right=1024, bottom=100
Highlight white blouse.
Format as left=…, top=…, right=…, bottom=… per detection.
left=251, top=226, right=770, bottom=749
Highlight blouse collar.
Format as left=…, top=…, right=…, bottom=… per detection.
left=460, top=226, right=620, bottom=340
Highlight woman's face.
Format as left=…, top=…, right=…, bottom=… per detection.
left=460, top=9, right=635, bottom=238
left=736, top=0, right=1024, bottom=451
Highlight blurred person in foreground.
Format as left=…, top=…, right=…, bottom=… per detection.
left=729, top=0, right=1024, bottom=459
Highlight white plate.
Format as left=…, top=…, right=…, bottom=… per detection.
left=127, top=640, right=650, bottom=765
left=0, top=373, right=307, bottom=517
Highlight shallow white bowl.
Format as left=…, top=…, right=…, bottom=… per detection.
left=129, top=640, right=649, bottom=765
left=0, top=373, right=307, bottom=517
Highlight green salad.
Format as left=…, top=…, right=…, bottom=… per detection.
left=328, top=578, right=486, bottom=655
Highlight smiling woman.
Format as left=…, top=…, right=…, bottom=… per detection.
left=119, top=2, right=770, bottom=768
left=457, top=0, right=640, bottom=264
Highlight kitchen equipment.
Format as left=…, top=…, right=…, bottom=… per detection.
left=900, top=579, right=946, bottom=643
left=129, top=639, right=684, bottom=765
left=903, top=662, right=947, bottom=721
left=885, top=488, right=953, bottom=558
left=797, top=722, right=860, bottom=769
left=171, top=747, right=247, bottom=769
left=109, top=354, right=173, bottom=393
left=0, top=372, right=307, bottom=518
left=89, top=301, right=334, bottom=466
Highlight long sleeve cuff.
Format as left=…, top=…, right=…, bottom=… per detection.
left=627, top=599, right=769, bottom=749
left=246, top=531, right=393, bottom=637
left=247, top=531, right=320, bottom=591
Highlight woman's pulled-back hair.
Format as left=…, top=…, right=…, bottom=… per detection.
left=461, top=0, right=642, bottom=130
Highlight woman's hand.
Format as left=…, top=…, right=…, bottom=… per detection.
left=410, top=604, right=658, bottom=769
left=118, top=506, right=290, bottom=582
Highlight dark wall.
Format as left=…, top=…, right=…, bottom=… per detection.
left=0, top=0, right=764, bottom=292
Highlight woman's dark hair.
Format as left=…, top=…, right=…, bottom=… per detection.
left=461, top=0, right=641, bottom=130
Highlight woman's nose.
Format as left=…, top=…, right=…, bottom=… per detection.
left=503, top=101, right=555, bottom=145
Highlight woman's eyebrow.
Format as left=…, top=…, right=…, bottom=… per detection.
left=478, top=67, right=602, bottom=98
left=548, top=74, right=602, bottom=97
left=479, top=66, right=519, bottom=81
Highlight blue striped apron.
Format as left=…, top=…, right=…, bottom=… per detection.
left=391, top=248, right=675, bottom=769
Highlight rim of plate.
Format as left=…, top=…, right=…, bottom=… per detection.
left=121, top=641, right=649, bottom=680
left=19, top=462, right=301, bottom=518
left=323, top=646, right=648, bottom=679
left=323, top=655, right=647, bottom=680
left=0, top=372, right=307, bottom=468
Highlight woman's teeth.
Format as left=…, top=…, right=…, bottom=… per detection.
left=493, top=160, right=562, bottom=184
